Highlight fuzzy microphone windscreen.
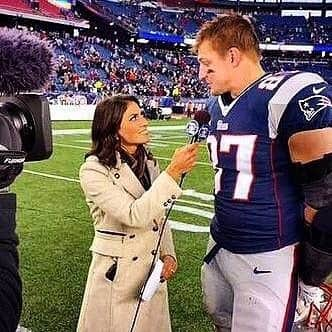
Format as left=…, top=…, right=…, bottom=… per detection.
left=0, top=28, right=54, bottom=95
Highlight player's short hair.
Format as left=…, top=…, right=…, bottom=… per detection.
left=193, top=14, right=261, bottom=61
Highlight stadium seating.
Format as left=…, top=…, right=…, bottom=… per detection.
left=38, top=0, right=62, bottom=17
left=309, top=16, right=332, bottom=44
left=16, top=4, right=326, bottom=101
left=0, top=0, right=32, bottom=13
left=255, top=14, right=310, bottom=43
left=47, top=29, right=331, bottom=100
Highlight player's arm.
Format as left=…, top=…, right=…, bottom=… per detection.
left=288, top=128, right=332, bottom=286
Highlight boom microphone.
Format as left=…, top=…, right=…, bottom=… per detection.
left=0, top=28, right=54, bottom=168
left=0, top=28, right=54, bottom=95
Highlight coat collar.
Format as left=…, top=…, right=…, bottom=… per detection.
left=111, top=151, right=158, bottom=199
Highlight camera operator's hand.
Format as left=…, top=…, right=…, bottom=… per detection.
left=166, top=143, right=199, bottom=182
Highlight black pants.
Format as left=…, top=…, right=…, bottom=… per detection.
left=0, top=193, right=22, bottom=332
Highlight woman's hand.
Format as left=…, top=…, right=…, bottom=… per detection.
left=166, top=143, right=199, bottom=182
left=160, top=255, right=177, bottom=282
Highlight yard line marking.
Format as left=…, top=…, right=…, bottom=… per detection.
left=25, top=167, right=214, bottom=205
left=21, top=170, right=213, bottom=231
left=182, top=189, right=214, bottom=201
left=53, top=125, right=185, bottom=136
left=145, top=125, right=186, bottom=131
left=151, top=134, right=163, bottom=139
left=54, top=143, right=88, bottom=149
left=53, top=143, right=211, bottom=166
left=23, top=169, right=214, bottom=201
left=74, top=140, right=92, bottom=143
left=148, top=156, right=210, bottom=166
left=53, top=129, right=90, bottom=135
left=153, top=140, right=184, bottom=145
left=148, top=142, right=168, bottom=147
left=75, top=139, right=184, bottom=146
left=169, top=220, right=209, bottom=233
left=23, top=170, right=80, bottom=183
left=172, top=205, right=213, bottom=219
left=177, top=199, right=213, bottom=209
left=159, top=135, right=187, bottom=139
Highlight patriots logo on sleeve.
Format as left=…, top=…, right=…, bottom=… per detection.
left=298, top=90, right=331, bottom=121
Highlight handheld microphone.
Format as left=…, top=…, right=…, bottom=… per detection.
left=185, top=110, right=211, bottom=144
left=180, top=110, right=210, bottom=187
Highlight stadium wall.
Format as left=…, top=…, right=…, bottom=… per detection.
left=50, top=104, right=95, bottom=120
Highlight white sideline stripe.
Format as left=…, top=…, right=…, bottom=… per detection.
left=152, top=156, right=210, bottom=166
left=76, top=139, right=184, bottom=146
left=183, top=189, right=214, bottom=201
left=172, top=205, right=213, bottom=219
left=148, top=142, right=168, bottom=147
left=177, top=199, right=213, bottom=209
left=146, top=125, right=186, bottom=131
left=23, top=170, right=80, bottom=183
left=53, top=125, right=185, bottom=136
left=21, top=170, right=212, bottom=232
left=151, top=135, right=163, bottom=139
left=153, top=140, right=185, bottom=145
left=53, top=143, right=211, bottom=166
left=54, top=143, right=88, bottom=150
left=160, top=135, right=187, bottom=139
left=169, top=220, right=209, bottom=233
left=53, top=129, right=90, bottom=135
left=75, top=140, right=94, bottom=143
left=23, top=170, right=213, bottom=202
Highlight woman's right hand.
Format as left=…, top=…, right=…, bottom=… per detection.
left=166, top=143, right=199, bottom=182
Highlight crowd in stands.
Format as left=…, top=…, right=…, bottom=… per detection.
left=45, top=34, right=331, bottom=102
left=44, top=30, right=332, bottom=102
left=90, top=1, right=332, bottom=45
left=47, top=33, right=210, bottom=101
left=93, top=1, right=215, bottom=37
left=255, top=14, right=310, bottom=44
left=3, top=4, right=330, bottom=103
left=309, top=17, right=332, bottom=45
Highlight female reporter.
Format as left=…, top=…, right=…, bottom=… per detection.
left=77, top=95, right=199, bottom=332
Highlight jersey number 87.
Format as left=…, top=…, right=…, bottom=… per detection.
left=207, top=134, right=257, bottom=200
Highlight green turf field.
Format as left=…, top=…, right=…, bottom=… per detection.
left=12, top=119, right=331, bottom=332
left=13, top=119, right=215, bottom=332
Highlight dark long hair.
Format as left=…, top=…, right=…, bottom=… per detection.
left=86, top=95, right=143, bottom=168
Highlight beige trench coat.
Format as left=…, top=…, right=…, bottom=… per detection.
left=77, top=153, right=182, bottom=332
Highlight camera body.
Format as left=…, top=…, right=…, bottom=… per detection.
left=0, top=94, right=53, bottom=189
left=0, top=94, right=52, bottom=161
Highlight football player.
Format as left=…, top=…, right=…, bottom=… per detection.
left=194, top=15, right=332, bottom=332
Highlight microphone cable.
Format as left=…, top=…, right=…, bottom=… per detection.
left=129, top=111, right=210, bottom=332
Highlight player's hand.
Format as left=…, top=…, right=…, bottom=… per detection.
left=166, top=143, right=199, bottom=181
left=160, top=255, right=177, bottom=282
